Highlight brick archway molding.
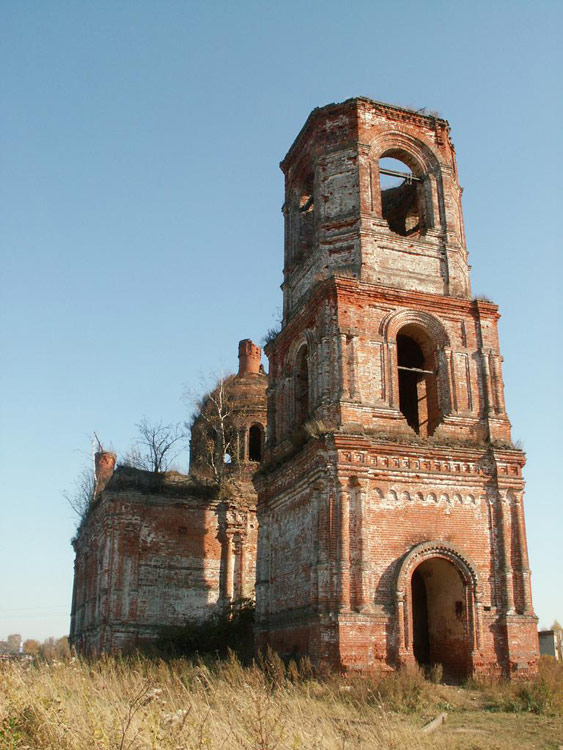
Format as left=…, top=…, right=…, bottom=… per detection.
left=394, top=541, right=484, bottom=672
left=379, top=308, right=451, bottom=348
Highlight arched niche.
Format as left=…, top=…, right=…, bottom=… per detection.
left=287, top=158, right=315, bottom=264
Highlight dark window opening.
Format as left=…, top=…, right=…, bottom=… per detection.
left=397, top=326, right=441, bottom=437
left=412, top=568, right=430, bottom=666
left=379, top=156, right=424, bottom=237
left=297, top=171, right=314, bottom=257
left=295, top=346, right=309, bottom=425
left=248, top=424, right=263, bottom=462
left=398, top=334, right=425, bottom=433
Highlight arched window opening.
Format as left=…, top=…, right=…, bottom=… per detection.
left=248, top=424, right=263, bottom=462
left=295, top=345, right=309, bottom=425
left=296, top=170, right=314, bottom=258
left=397, top=325, right=441, bottom=436
left=410, top=558, right=471, bottom=680
left=379, top=156, right=426, bottom=237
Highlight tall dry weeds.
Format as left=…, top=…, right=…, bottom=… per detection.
left=470, top=654, right=563, bottom=715
left=0, top=653, right=561, bottom=749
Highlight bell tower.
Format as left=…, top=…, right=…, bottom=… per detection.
left=255, top=98, right=538, bottom=679
left=282, top=97, right=470, bottom=321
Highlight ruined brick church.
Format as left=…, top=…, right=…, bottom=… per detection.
left=70, top=98, right=539, bottom=678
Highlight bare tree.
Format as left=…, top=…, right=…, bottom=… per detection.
left=39, top=636, right=70, bottom=661
left=189, top=375, right=249, bottom=486
left=23, top=638, right=40, bottom=656
left=64, top=464, right=95, bottom=523
left=123, top=417, right=188, bottom=473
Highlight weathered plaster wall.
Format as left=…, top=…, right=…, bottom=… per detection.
left=266, top=279, right=511, bottom=452
left=71, top=342, right=266, bottom=655
left=281, top=99, right=470, bottom=325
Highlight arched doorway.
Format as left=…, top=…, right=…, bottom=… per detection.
left=410, top=557, right=471, bottom=680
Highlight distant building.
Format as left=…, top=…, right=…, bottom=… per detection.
left=538, top=630, right=562, bottom=660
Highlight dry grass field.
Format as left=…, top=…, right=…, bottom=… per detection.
left=1, top=653, right=562, bottom=749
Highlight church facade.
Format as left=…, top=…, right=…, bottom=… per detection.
left=71, top=98, right=538, bottom=678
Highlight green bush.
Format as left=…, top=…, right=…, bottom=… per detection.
left=152, top=599, right=255, bottom=662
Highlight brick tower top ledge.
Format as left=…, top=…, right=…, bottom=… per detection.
left=280, top=97, right=451, bottom=169
left=281, top=97, right=470, bottom=324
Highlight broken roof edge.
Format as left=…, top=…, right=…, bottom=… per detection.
left=104, top=465, right=219, bottom=499
left=280, top=96, right=450, bottom=171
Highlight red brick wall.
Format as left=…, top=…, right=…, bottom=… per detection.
left=71, top=469, right=257, bottom=653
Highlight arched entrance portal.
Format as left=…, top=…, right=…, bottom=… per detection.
left=410, top=557, right=471, bottom=680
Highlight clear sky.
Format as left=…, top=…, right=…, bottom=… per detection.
left=1, top=0, right=561, bottom=641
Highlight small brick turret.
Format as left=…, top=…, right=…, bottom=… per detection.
left=190, top=341, right=268, bottom=477
left=94, top=451, right=116, bottom=495
left=238, top=339, right=262, bottom=376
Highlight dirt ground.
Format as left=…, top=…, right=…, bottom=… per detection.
left=402, top=686, right=563, bottom=750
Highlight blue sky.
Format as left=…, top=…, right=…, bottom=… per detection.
left=1, top=0, right=561, bottom=640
